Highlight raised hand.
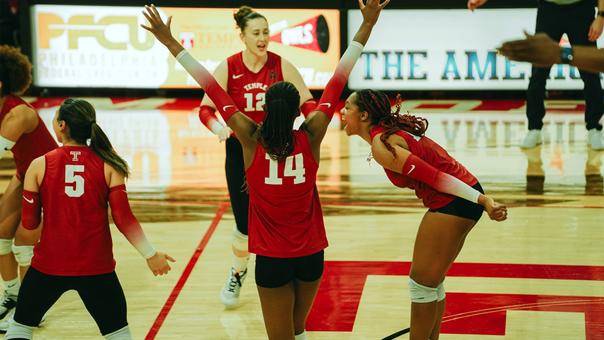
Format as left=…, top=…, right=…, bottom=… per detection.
left=146, top=251, right=176, bottom=276
left=140, top=4, right=174, bottom=46
left=588, top=17, right=604, bottom=42
left=359, top=0, right=390, bottom=26
left=467, top=0, right=488, bottom=11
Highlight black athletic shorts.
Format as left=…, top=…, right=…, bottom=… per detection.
left=429, top=182, right=485, bottom=222
left=255, top=250, right=324, bottom=288
left=14, top=267, right=128, bottom=335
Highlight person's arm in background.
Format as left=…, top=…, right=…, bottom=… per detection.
left=198, top=60, right=232, bottom=142
left=467, top=0, right=488, bottom=11
left=0, top=104, right=38, bottom=159
left=281, top=58, right=316, bottom=117
left=588, top=0, right=604, bottom=42
left=498, top=32, right=604, bottom=73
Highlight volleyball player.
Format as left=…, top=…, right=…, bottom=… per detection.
left=4, top=99, right=174, bottom=339
left=0, top=45, right=57, bottom=320
left=341, top=90, right=508, bottom=340
left=142, top=0, right=388, bottom=338
left=196, top=6, right=316, bottom=308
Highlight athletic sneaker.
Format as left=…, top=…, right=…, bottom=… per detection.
left=0, top=310, right=47, bottom=334
left=0, top=309, right=13, bottom=333
left=0, top=292, right=16, bottom=320
left=520, top=130, right=542, bottom=149
left=220, top=268, right=247, bottom=308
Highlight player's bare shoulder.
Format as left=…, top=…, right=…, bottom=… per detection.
left=2, top=104, right=39, bottom=133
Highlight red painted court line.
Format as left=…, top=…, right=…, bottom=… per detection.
left=145, top=202, right=228, bottom=340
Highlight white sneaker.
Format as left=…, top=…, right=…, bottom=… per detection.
left=520, top=130, right=543, bottom=149
left=0, top=310, right=46, bottom=334
left=220, top=268, right=247, bottom=309
left=0, top=309, right=13, bottom=333
left=0, top=292, right=17, bottom=320
left=588, top=129, right=604, bottom=150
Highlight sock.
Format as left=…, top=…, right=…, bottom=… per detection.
left=231, top=227, right=249, bottom=273
left=5, top=320, right=33, bottom=339
left=232, top=254, right=249, bottom=274
left=4, top=278, right=19, bottom=296
left=295, top=331, right=308, bottom=340
left=104, top=325, right=132, bottom=340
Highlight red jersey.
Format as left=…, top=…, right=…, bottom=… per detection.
left=226, top=51, right=283, bottom=123
left=33, top=146, right=115, bottom=276
left=371, top=126, right=478, bottom=209
left=0, top=95, right=57, bottom=180
left=246, top=131, right=328, bottom=258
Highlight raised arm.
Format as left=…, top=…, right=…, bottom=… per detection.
left=304, top=0, right=389, bottom=154
left=141, top=4, right=257, bottom=147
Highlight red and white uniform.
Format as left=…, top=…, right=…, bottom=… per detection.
left=226, top=51, right=283, bottom=123
left=0, top=95, right=57, bottom=180
left=33, top=146, right=114, bottom=276
left=246, top=131, right=328, bottom=258
left=370, top=126, right=478, bottom=209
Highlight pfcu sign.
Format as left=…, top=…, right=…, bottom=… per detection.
left=37, top=12, right=154, bottom=50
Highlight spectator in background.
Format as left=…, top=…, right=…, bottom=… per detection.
left=499, top=32, right=604, bottom=73
left=469, top=0, right=604, bottom=150
left=0, top=1, right=19, bottom=47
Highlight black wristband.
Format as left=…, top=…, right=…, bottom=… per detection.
left=599, top=10, right=604, bottom=17
left=560, top=46, right=574, bottom=64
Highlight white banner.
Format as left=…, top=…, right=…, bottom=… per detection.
left=348, top=9, right=602, bottom=90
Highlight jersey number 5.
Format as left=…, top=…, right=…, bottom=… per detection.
left=65, top=164, right=85, bottom=197
left=264, top=153, right=306, bottom=185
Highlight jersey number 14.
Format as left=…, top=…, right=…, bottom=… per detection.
left=264, top=153, right=306, bottom=185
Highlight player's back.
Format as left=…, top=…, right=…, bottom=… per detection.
left=34, top=146, right=115, bottom=276
left=245, top=130, right=328, bottom=258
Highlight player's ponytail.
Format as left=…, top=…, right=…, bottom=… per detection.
left=58, top=99, right=130, bottom=177
left=353, top=90, right=428, bottom=157
left=261, top=81, right=300, bottom=161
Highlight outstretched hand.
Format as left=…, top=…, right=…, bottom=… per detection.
left=479, top=195, right=508, bottom=222
left=146, top=251, right=176, bottom=276
left=359, top=0, right=390, bottom=26
left=498, top=32, right=561, bottom=68
left=140, top=4, right=174, bottom=46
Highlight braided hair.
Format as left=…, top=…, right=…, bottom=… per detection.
left=353, top=89, right=428, bottom=157
left=260, top=81, right=300, bottom=161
